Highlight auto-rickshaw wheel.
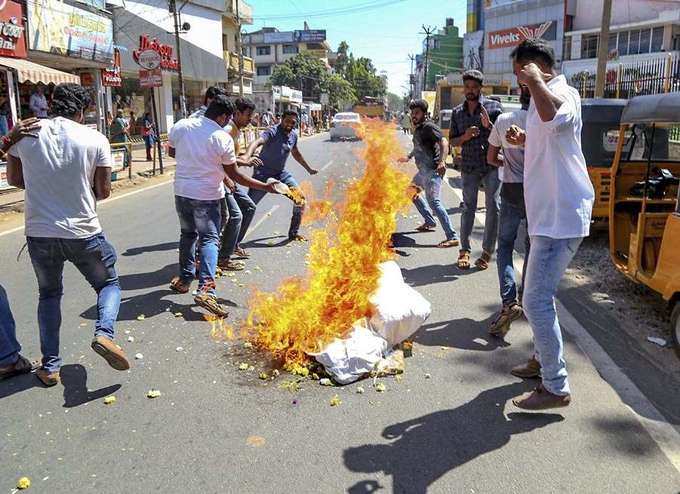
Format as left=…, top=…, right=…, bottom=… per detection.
left=671, top=302, right=680, bottom=360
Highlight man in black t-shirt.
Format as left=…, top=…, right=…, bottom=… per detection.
left=399, top=99, right=459, bottom=248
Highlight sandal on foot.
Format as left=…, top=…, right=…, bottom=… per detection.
left=457, top=251, right=471, bottom=269
left=217, top=259, right=245, bottom=271
left=233, top=246, right=250, bottom=259
left=437, top=238, right=460, bottom=248
left=194, top=293, right=229, bottom=318
left=0, top=355, right=37, bottom=381
left=289, top=234, right=308, bottom=242
left=91, top=336, right=130, bottom=371
left=170, top=276, right=191, bottom=294
left=35, top=368, right=60, bottom=387
left=416, top=224, right=436, bottom=232
left=475, top=251, right=492, bottom=270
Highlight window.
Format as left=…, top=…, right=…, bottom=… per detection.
left=618, top=31, right=629, bottom=56
left=639, top=28, right=651, bottom=54
left=282, top=44, right=298, bottom=54
left=563, top=36, right=572, bottom=61
left=651, top=26, right=664, bottom=52
left=256, top=46, right=271, bottom=56
left=629, top=29, right=641, bottom=54
left=608, top=32, right=618, bottom=54
left=256, top=65, right=271, bottom=76
left=581, top=34, right=599, bottom=59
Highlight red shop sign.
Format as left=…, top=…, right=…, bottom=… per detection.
left=139, top=68, right=162, bottom=88
left=0, top=0, right=27, bottom=59
left=132, top=35, right=179, bottom=72
left=488, top=21, right=556, bottom=50
left=102, top=48, right=122, bottom=87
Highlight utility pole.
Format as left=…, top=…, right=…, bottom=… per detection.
left=421, top=25, right=435, bottom=93
left=594, top=0, right=613, bottom=98
left=408, top=53, right=415, bottom=100
left=236, top=0, right=244, bottom=96
left=169, top=0, right=187, bottom=117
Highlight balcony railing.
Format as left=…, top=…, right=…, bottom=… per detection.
left=224, top=51, right=254, bottom=76
left=225, top=0, right=253, bottom=25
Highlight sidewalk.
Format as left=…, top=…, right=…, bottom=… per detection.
left=0, top=146, right=177, bottom=212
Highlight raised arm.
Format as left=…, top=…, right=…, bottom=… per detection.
left=519, top=63, right=564, bottom=122
left=291, top=145, right=318, bottom=175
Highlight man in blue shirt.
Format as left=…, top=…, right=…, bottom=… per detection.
left=243, top=110, right=318, bottom=241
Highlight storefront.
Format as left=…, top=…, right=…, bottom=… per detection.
left=0, top=0, right=29, bottom=139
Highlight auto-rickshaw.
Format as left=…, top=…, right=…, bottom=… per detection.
left=608, top=91, right=680, bottom=357
left=581, top=99, right=646, bottom=221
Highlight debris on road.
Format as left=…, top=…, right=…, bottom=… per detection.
left=103, top=396, right=116, bottom=405
left=243, top=341, right=253, bottom=349
left=259, top=372, right=268, bottom=380
left=137, top=314, right=146, bottom=321
left=16, top=477, right=31, bottom=489
left=279, top=380, right=301, bottom=392
left=175, top=346, right=184, bottom=352
left=127, top=336, right=135, bottom=343
left=319, top=378, right=333, bottom=386
left=238, top=362, right=249, bottom=371
left=374, top=383, right=386, bottom=393
left=173, top=312, right=182, bottom=318
left=356, top=386, right=365, bottom=394
left=330, top=394, right=342, bottom=406
left=647, top=336, right=668, bottom=347
left=134, top=353, right=143, bottom=360
left=424, top=373, right=432, bottom=379
left=146, top=389, right=162, bottom=399
left=246, top=435, right=266, bottom=447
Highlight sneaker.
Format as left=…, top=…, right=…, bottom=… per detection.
left=512, top=384, right=571, bottom=410
left=194, top=292, right=229, bottom=318
left=35, top=368, right=60, bottom=387
left=510, top=356, right=541, bottom=379
left=91, top=336, right=131, bottom=371
left=489, top=304, right=523, bottom=337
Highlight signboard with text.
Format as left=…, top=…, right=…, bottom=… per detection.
left=294, top=30, right=326, bottom=43
left=132, top=35, right=178, bottom=72
left=488, top=21, right=556, bottom=50
left=0, top=163, right=11, bottom=190
left=263, top=31, right=293, bottom=44
left=102, top=48, right=122, bottom=87
left=0, top=1, right=26, bottom=59
left=139, top=68, right=162, bottom=88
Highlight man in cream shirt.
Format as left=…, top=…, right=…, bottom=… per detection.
left=506, top=39, right=594, bottom=410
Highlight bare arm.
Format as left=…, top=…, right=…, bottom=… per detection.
left=487, top=144, right=503, bottom=167
left=94, top=167, right=112, bottom=200
left=6, top=154, right=24, bottom=189
left=291, top=146, right=317, bottom=174
left=519, top=63, right=564, bottom=122
left=223, top=163, right=275, bottom=191
left=244, top=137, right=265, bottom=161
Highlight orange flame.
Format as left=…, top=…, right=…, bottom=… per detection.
left=236, top=120, right=411, bottom=365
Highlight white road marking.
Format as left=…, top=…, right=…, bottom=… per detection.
left=444, top=172, right=680, bottom=473
left=320, top=160, right=334, bottom=172
left=242, top=205, right=280, bottom=241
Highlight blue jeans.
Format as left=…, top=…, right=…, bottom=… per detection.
left=496, top=200, right=530, bottom=306
left=460, top=167, right=501, bottom=253
left=175, top=195, right=222, bottom=294
left=0, top=284, right=20, bottom=367
left=523, top=236, right=582, bottom=396
left=250, top=169, right=304, bottom=238
left=412, top=169, right=458, bottom=241
left=220, top=187, right=257, bottom=260
left=27, top=234, right=121, bottom=373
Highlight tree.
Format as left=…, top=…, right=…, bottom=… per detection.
left=386, top=92, right=403, bottom=112
left=334, top=41, right=350, bottom=77
left=270, top=52, right=328, bottom=99
left=320, top=74, right=356, bottom=110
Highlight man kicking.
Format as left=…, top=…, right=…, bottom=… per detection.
left=242, top=110, right=318, bottom=242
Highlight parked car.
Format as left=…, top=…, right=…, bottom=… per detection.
left=330, top=112, right=361, bottom=141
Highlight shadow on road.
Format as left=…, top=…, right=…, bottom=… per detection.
left=242, top=235, right=290, bottom=249
left=344, top=383, right=564, bottom=494
left=415, top=317, right=511, bottom=351
left=121, top=241, right=178, bottom=257
left=0, top=372, right=40, bottom=400
left=61, top=364, right=121, bottom=408
left=119, top=263, right=177, bottom=291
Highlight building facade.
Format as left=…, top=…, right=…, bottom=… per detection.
left=242, top=26, right=331, bottom=90
left=222, top=0, right=254, bottom=96
left=423, top=18, right=464, bottom=90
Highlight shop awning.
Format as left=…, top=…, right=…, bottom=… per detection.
left=0, top=57, right=80, bottom=85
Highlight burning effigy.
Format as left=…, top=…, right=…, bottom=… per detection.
left=227, top=120, right=431, bottom=383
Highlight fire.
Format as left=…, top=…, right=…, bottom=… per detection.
left=237, top=120, right=412, bottom=365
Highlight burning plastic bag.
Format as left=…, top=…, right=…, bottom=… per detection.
left=311, top=319, right=389, bottom=385
left=369, top=261, right=431, bottom=346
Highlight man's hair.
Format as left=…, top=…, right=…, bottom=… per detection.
left=205, top=94, right=234, bottom=120
left=409, top=99, right=428, bottom=113
left=234, top=97, right=256, bottom=113
left=51, top=83, right=91, bottom=118
left=510, top=38, right=556, bottom=69
left=204, top=86, right=224, bottom=105
left=282, top=109, right=298, bottom=120
left=462, top=69, right=484, bottom=85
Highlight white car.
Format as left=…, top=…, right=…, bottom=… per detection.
left=330, top=112, right=361, bottom=141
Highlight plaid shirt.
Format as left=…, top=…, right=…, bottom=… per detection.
left=449, top=96, right=504, bottom=172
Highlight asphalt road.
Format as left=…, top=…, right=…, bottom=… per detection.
left=0, top=132, right=679, bottom=493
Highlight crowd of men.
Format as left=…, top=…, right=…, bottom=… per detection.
left=0, top=38, right=593, bottom=412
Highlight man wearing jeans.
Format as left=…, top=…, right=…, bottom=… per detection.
left=7, top=83, right=130, bottom=387
left=449, top=70, right=503, bottom=270
left=168, top=95, right=278, bottom=316
left=398, top=99, right=458, bottom=248
left=486, top=88, right=531, bottom=340
left=508, top=39, right=594, bottom=410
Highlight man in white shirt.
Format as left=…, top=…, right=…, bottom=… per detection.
left=168, top=94, right=279, bottom=317
left=7, top=83, right=130, bottom=387
left=29, top=85, right=49, bottom=118
left=506, top=39, right=594, bottom=410
left=486, top=88, right=531, bottom=340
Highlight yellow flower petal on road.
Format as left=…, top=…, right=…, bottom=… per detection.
left=103, top=396, right=116, bottom=405
left=330, top=394, right=342, bottom=406
left=246, top=435, right=266, bottom=447
left=146, top=389, right=162, bottom=398
left=17, top=476, right=31, bottom=489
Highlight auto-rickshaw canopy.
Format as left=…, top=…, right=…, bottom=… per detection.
left=620, top=92, right=680, bottom=125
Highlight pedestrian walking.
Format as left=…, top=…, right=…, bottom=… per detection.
left=401, top=111, right=412, bottom=135
left=507, top=39, right=594, bottom=410
left=142, top=112, right=155, bottom=161
left=109, top=109, right=130, bottom=167
left=398, top=99, right=459, bottom=248
left=167, top=95, right=280, bottom=317
left=449, top=69, right=503, bottom=271
left=6, top=83, right=130, bottom=387
left=218, top=97, right=261, bottom=269
left=486, top=87, right=531, bottom=339
left=243, top=110, right=318, bottom=242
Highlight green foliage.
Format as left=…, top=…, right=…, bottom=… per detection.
left=386, top=92, right=403, bottom=112
left=320, top=74, right=356, bottom=109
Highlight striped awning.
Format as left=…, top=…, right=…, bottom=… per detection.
left=0, top=57, right=80, bottom=85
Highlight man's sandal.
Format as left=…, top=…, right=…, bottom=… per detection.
left=217, top=259, right=245, bottom=271
left=457, top=251, right=471, bottom=269
left=416, top=224, right=436, bottom=232
left=437, top=239, right=460, bottom=248
left=170, top=276, right=191, bottom=294
left=475, top=251, right=492, bottom=270
left=194, top=293, right=229, bottom=318
left=233, top=247, right=250, bottom=259
left=0, top=355, right=37, bottom=381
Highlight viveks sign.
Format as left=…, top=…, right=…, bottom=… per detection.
left=132, top=35, right=179, bottom=72
left=488, top=21, right=557, bottom=49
